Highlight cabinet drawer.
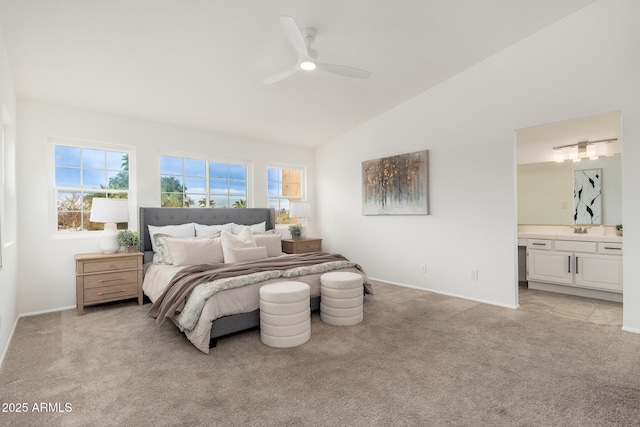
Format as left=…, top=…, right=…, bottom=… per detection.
left=598, top=242, right=623, bottom=255
left=297, top=241, right=321, bottom=252
left=554, top=240, right=596, bottom=253
left=83, top=270, right=139, bottom=289
left=80, top=258, right=139, bottom=273
left=84, top=282, right=138, bottom=304
left=527, top=239, right=551, bottom=250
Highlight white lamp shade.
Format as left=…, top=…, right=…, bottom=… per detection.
left=90, top=198, right=129, bottom=223
left=89, top=198, right=129, bottom=253
left=290, top=202, right=311, bottom=218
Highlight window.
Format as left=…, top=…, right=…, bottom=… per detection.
left=54, top=144, right=131, bottom=232
left=160, top=155, right=248, bottom=208
left=267, top=166, right=304, bottom=224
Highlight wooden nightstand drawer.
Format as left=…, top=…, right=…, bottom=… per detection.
left=83, top=270, right=139, bottom=289
left=84, top=282, right=139, bottom=304
left=296, top=241, right=321, bottom=252
left=80, top=258, right=139, bottom=273
left=281, top=238, right=323, bottom=254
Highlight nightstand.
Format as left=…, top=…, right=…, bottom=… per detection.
left=75, top=252, right=143, bottom=315
left=281, top=238, right=323, bottom=254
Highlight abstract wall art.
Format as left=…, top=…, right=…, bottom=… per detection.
left=574, top=169, right=602, bottom=224
left=362, top=150, right=429, bottom=215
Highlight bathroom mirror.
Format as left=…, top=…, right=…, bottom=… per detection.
left=516, top=112, right=622, bottom=226
left=517, top=155, right=621, bottom=225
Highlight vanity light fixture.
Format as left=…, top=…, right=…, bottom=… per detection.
left=552, top=138, right=617, bottom=163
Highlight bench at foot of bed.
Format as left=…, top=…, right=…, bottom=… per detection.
left=207, top=297, right=321, bottom=348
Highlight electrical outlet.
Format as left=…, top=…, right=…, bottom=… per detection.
left=420, top=263, right=426, bottom=273
left=470, top=269, right=479, bottom=281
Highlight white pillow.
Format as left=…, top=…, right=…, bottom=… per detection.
left=224, top=246, right=268, bottom=263
left=254, top=233, right=283, bottom=257
left=164, top=236, right=224, bottom=266
left=220, top=228, right=257, bottom=263
left=148, top=223, right=195, bottom=263
left=195, top=223, right=233, bottom=237
left=231, top=222, right=266, bottom=235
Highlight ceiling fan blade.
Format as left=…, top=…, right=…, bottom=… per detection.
left=317, top=63, right=372, bottom=80
left=280, top=16, right=309, bottom=58
left=262, top=66, right=299, bottom=84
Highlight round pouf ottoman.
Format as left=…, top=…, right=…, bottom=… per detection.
left=320, top=271, right=364, bottom=326
left=259, top=281, right=311, bottom=348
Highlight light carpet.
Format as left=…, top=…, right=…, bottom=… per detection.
left=1, top=281, right=639, bottom=426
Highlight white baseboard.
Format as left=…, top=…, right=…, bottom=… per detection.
left=369, top=277, right=519, bottom=309
left=20, top=305, right=76, bottom=318
left=0, top=315, right=20, bottom=370
left=621, top=326, right=640, bottom=335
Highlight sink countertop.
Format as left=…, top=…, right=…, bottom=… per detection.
left=518, top=232, right=623, bottom=243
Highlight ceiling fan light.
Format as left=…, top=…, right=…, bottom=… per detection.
left=300, top=60, right=316, bottom=71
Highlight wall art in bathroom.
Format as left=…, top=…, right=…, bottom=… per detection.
left=574, top=169, right=601, bottom=224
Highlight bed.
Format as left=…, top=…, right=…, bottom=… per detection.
left=139, top=207, right=370, bottom=353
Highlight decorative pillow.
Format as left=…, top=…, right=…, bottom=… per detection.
left=152, top=233, right=215, bottom=265
left=224, top=246, right=268, bottom=264
left=231, top=222, right=266, bottom=235
left=254, top=233, right=284, bottom=257
left=195, top=223, right=233, bottom=237
left=164, top=236, right=224, bottom=266
left=220, top=228, right=257, bottom=263
left=148, top=223, right=195, bottom=263
left=152, top=233, right=174, bottom=264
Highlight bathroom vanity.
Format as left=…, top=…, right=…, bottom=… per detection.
left=519, top=228, right=622, bottom=302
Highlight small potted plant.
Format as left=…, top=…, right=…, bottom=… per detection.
left=616, top=224, right=623, bottom=237
left=118, top=229, right=141, bottom=252
left=288, top=224, right=303, bottom=240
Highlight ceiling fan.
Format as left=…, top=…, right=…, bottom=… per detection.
left=263, top=16, right=372, bottom=84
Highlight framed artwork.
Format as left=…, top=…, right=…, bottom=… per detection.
left=574, top=169, right=602, bottom=224
left=362, top=150, right=429, bottom=215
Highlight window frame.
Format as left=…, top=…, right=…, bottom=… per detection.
left=50, top=137, right=137, bottom=237
left=158, top=151, right=252, bottom=209
left=266, top=164, right=306, bottom=226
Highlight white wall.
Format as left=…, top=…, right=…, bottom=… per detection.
left=16, top=100, right=315, bottom=314
left=316, top=0, right=640, bottom=331
left=0, top=25, right=18, bottom=365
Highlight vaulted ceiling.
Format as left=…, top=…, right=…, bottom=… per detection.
left=0, top=0, right=595, bottom=147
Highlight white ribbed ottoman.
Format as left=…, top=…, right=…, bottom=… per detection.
left=320, top=271, right=364, bottom=326
left=259, top=281, right=311, bottom=348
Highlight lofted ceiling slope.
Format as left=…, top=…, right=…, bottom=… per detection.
left=0, top=0, right=595, bottom=147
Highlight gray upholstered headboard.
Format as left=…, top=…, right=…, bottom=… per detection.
left=139, top=207, right=276, bottom=264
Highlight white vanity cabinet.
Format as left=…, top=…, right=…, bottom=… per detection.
left=525, top=238, right=622, bottom=301
left=527, top=248, right=573, bottom=285
left=574, top=253, right=622, bottom=292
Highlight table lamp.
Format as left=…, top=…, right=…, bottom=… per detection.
left=289, top=202, right=311, bottom=238
left=89, top=198, right=129, bottom=253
